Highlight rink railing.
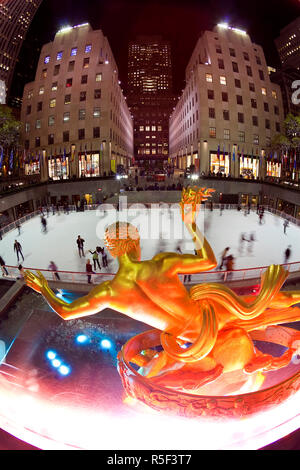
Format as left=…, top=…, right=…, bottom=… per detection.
left=2, top=260, right=300, bottom=287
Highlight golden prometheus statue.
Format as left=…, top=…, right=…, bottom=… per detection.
left=24, top=187, right=300, bottom=392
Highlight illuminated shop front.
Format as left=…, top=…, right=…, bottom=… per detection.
left=266, top=160, right=281, bottom=178
left=210, top=152, right=230, bottom=175
left=79, top=152, right=100, bottom=177
left=25, top=160, right=40, bottom=175
left=239, top=156, right=259, bottom=179
left=48, top=156, right=69, bottom=180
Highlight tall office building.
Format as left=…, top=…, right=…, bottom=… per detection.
left=169, top=23, right=284, bottom=181
left=0, top=0, right=43, bottom=100
left=127, top=36, right=176, bottom=167
left=21, top=23, right=133, bottom=182
left=275, top=17, right=300, bottom=71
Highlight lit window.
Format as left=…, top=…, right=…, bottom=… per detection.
left=83, top=57, right=90, bottom=68
left=224, top=129, right=230, bottom=140
left=262, top=87, right=267, bottom=95
left=39, top=86, right=44, bottom=95
left=71, top=47, right=78, bottom=56
left=79, top=109, right=86, bottom=120
left=145, top=126, right=150, bottom=131
left=253, top=135, right=259, bottom=145
left=85, top=44, right=92, bottom=53
left=206, top=73, right=213, bottom=82
left=139, top=126, right=144, bottom=131
left=48, top=115, right=55, bottom=126
left=27, top=90, right=33, bottom=99
left=151, top=125, right=156, bottom=131
left=49, top=98, right=56, bottom=108
left=272, top=90, right=277, bottom=99
left=57, top=51, right=63, bottom=61
left=63, top=112, right=70, bottom=122
left=41, top=69, right=47, bottom=78
left=220, top=76, right=226, bottom=85
left=44, top=55, right=50, bottom=64
left=95, top=73, right=102, bottom=82
left=64, top=94, right=71, bottom=105
left=25, top=122, right=30, bottom=133
left=239, top=131, right=245, bottom=142
left=209, top=127, right=216, bottom=138
left=51, top=82, right=58, bottom=91
left=66, top=78, right=73, bottom=88
left=93, top=107, right=100, bottom=117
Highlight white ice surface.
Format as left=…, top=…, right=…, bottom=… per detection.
left=0, top=207, right=299, bottom=274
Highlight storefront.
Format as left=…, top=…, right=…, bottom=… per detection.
left=79, top=152, right=100, bottom=177
left=239, top=156, right=259, bottom=179
left=266, top=161, right=281, bottom=178
left=210, top=152, right=230, bottom=176
left=48, top=156, right=69, bottom=180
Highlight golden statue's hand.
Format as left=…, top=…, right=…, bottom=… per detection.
left=24, top=270, right=48, bottom=294
left=180, top=186, right=215, bottom=223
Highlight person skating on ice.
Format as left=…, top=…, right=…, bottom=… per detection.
left=89, top=249, right=101, bottom=271
left=14, top=240, right=24, bottom=262
left=77, top=235, right=85, bottom=257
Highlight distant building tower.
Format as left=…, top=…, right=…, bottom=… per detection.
left=127, top=36, right=176, bottom=168
left=0, top=79, right=6, bottom=104
left=275, top=17, right=300, bottom=71
left=0, top=0, right=43, bottom=100
left=20, top=23, right=133, bottom=182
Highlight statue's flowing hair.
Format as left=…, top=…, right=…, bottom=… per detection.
left=161, top=265, right=289, bottom=363
left=104, top=222, right=140, bottom=258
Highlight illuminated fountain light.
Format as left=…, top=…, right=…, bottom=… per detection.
left=100, top=339, right=112, bottom=350
left=76, top=334, right=89, bottom=344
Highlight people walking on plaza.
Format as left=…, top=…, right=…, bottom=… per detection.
left=283, top=219, right=289, bottom=234
left=284, top=245, right=292, bottom=265
left=14, top=240, right=24, bottom=262
left=48, top=261, right=60, bottom=280
left=219, top=247, right=230, bottom=270
left=85, top=259, right=94, bottom=284
left=89, top=249, right=101, bottom=271
left=0, top=256, right=8, bottom=276
left=77, top=236, right=85, bottom=257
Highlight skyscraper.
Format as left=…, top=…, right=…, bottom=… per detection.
left=275, top=16, right=300, bottom=71
left=127, top=36, right=176, bottom=168
left=0, top=0, right=43, bottom=100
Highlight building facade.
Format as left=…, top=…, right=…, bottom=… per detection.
left=169, top=24, right=285, bottom=180
left=127, top=36, right=176, bottom=168
left=0, top=0, right=42, bottom=101
left=275, top=17, right=300, bottom=71
left=20, top=23, right=133, bottom=182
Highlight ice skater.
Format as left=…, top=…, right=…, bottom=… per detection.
left=41, top=216, right=47, bottom=233
left=86, top=259, right=94, bottom=284
left=16, top=220, right=21, bottom=235
left=77, top=235, right=85, bottom=257
left=239, top=232, right=248, bottom=254
left=48, top=261, right=60, bottom=280
left=0, top=256, right=8, bottom=276
left=284, top=246, right=292, bottom=265
left=283, top=219, right=289, bottom=235
left=224, top=254, right=235, bottom=280
left=14, top=240, right=24, bottom=262
left=248, top=232, right=256, bottom=254
left=89, top=249, right=101, bottom=271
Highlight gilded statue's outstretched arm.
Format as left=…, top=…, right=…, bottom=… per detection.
left=159, top=187, right=217, bottom=274
left=24, top=270, right=111, bottom=320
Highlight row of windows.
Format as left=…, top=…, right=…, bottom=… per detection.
left=139, top=125, right=163, bottom=131
left=26, top=90, right=102, bottom=114
left=28, top=126, right=101, bottom=148
left=215, top=59, right=265, bottom=80
left=27, top=73, right=102, bottom=99
left=208, top=127, right=262, bottom=144
left=206, top=90, right=280, bottom=113
left=25, top=108, right=101, bottom=131
left=44, top=44, right=92, bottom=64
left=207, top=109, right=280, bottom=130
left=215, top=45, right=262, bottom=66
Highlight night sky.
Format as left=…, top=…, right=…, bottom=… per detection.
left=27, top=0, right=300, bottom=95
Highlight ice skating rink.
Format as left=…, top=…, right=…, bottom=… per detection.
left=0, top=206, right=299, bottom=275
